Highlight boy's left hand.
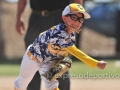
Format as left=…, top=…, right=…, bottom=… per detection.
left=97, top=60, right=107, bottom=69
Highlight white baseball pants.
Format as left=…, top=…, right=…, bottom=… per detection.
left=14, top=45, right=59, bottom=90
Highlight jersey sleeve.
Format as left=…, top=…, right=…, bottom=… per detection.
left=65, top=45, right=98, bottom=68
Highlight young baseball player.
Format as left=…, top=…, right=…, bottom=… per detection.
left=14, top=3, right=107, bottom=90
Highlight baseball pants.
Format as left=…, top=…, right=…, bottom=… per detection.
left=14, top=45, right=59, bottom=90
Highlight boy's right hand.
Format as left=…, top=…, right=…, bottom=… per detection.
left=97, top=60, right=107, bottom=69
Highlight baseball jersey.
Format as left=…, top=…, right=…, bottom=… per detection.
left=29, top=23, right=75, bottom=65
left=29, top=22, right=98, bottom=67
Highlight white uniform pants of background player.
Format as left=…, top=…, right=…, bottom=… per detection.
left=14, top=45, right=59, bottom=90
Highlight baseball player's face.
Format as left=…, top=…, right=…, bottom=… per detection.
left=63, top=13, right=84, bottom=32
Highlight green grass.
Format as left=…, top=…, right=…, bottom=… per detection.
left=70, top=60, right=120, bottom=74
left=69, top=60, right=120, bottom=79
left=0, top=64, right=20, bottom=76
left=0, top=60, right=120, bottom=76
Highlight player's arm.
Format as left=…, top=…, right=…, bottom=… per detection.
left=16, top=0, right=28, bottom=35
left=65, top=45, right=106, bottom=69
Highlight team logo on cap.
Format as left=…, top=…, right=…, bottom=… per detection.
left=70, top=3, right=85, bottom=13
left=77, top=5, right=83, bottom=10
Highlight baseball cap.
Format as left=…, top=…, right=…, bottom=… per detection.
left=62, top=3, right=90, bottom=19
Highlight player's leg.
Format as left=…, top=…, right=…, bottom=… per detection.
left=41, top=57, right=72, bottom=90
left=39, top=64, right=60, bottom=90
left=14, top=46, right=40, bottom=90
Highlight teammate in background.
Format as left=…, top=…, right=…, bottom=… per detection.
left=15, top=0, right=83, bottom=90
left=14, top=3, right=107, bottom=90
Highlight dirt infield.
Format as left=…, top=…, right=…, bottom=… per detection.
left=0, top=76, right=120, bottom=90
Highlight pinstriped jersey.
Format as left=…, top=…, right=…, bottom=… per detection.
left=29, top=23, right=75, bottom=65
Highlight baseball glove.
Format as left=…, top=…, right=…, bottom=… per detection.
left=41, top=56, right=72, bottom=82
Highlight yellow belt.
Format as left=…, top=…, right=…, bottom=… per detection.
left=27, top=51, right=40, bottom=62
